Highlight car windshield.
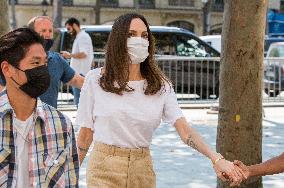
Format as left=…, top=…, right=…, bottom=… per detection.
left=268, top=45, right=284, bottom=57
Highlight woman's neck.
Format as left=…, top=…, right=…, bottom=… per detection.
left=129, top=64, right=143, bottom=81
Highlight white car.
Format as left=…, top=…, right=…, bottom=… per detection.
left=200, top=35, right=221, bottom=53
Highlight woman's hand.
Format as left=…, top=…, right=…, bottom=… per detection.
left=213, top=159, right=247, bottom=187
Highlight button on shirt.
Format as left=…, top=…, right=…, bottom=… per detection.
left=76, top=68, right=184, bottom=148
left=70, top=30, right=94, bottom=75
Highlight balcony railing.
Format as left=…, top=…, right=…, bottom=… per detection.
left=211, top=3, right=224, bottom=12
left=101, top=0, right=118, bottom=8
left=168, top=0, right=195, bottom=7
left=14, top=0, right=119, bottom=7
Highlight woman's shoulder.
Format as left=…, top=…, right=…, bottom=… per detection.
left=162, top=80, right=174, bottom=93
left=86, top=68, right=102, bottom=79
left=84, top=68, right=103, bottom=86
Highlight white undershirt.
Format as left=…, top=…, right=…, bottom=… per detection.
left=76, top=68, right=184, bottom=148
left=13, top=112, right=34, bottom=188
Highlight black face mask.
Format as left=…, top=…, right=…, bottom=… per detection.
left=43, top=39, right=54, bottom=52
left=11, top=65, right=50, bottom=98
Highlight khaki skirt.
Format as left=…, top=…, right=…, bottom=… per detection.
left=86, top=142, right=156, bottom=188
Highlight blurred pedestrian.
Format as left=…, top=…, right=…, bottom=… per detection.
left=27, top=16, right=84, bottom=108
left=61, top=17, right=94, bottom=108
left=0, top=28, right=79, bottom=187
left=76, top=13, right=245, bottom=188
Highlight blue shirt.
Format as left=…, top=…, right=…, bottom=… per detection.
left=40, top=51, right=75, bottom=108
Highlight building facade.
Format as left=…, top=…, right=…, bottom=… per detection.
left=9, top=0, right=225, bottom=36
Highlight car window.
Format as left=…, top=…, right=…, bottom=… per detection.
left=175, top=34, right=219, bottom=57
left=87, top=31, right=110, bottom=53
left=152, top=32, right=176, bottom=55
left=57, top=29, right=219, bottom=57
left=268, top=46, right=284, bottom=57
left=61, top=32, right=75, bottom=52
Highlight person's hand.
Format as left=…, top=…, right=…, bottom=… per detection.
left=233, top=160, right=250, bottom=180
left=60, top=51, right=72, bottom=59
left=213, top=159, right=245, bottom=187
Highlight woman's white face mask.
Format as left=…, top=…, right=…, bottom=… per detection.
left=127, top=37, right=149, bottom=64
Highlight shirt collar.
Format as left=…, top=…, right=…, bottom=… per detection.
left=0, top=89, right=46, bottom=121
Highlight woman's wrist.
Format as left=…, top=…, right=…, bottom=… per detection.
left=210, top=152, right=224, bottom=165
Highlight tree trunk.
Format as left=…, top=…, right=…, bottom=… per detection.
left=11, top=0, right=17, bottom=29
left=217, top=1, right=267, bottom=188
left=95, top=0, right=101, bottom=25
left=0, top=0, right=10, bottom=36
left=53, top=0, right=62, bottom=28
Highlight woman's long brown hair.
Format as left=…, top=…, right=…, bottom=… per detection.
left=99, top=13, right=170, bottom=95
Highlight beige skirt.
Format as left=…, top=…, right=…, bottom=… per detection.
left=86, top=142, right=156, bottom=188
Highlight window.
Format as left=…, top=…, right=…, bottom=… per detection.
left=152, top=33, right=176, bottom=55
left=61, top=32, right=75, bottom=52
left=168, top=0, right=194, bottom=7
left=9, top=0, right=18, bottom=4
left=139, top=0, right=155, bottom=9
left=212, top=0, right=224, bottom=11
left=101, top=0, right=118, bottom=7
left=175, top=34, right=219, bottom=57
left=268, top=46, right=284, bottom=57
left=62, top=0, right=73, bottom=6
left=281, top=0, right=284, bottom=11
left=167, top=21, right=195, bottom=33
left=87, top=31, right=110, bottom=53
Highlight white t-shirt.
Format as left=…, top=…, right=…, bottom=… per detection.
left=13, top=112, right=34, bottom=188
left=70, top=30, right=94, bottom=75
left=76, top=68, right=184, bottom=148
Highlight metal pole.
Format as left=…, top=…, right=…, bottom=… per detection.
left=95, top=0, right=101, bottom=25
left=134, top=0, right=139, bottom=13
left=11, top=0, right=17, bottom=29
left=53, top=0, right=62, bottom=28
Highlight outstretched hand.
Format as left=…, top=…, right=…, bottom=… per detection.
left=213, top=159, right=247, bottom=187
left=233, top=160, right=250, bottom=179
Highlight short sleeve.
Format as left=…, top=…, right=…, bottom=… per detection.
left=78, top=35, right=93, bottom=54
left=75, top=70, right=96, bottom=130
left=162, top=87, right=184, bottom=126
left=58, top=54, right=75, bottom=83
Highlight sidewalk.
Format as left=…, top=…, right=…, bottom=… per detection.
left=63, top=107, right=284, bottom=188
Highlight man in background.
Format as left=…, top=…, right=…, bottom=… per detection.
left=27, top=16, right=85, bottom=108
left=61, top=17, right=93, bottom=108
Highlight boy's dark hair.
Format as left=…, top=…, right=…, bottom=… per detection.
left=0, top=27, right=44, bottom=81
left=65, top=17, right=80, bottom=27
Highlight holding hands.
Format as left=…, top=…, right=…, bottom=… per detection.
left=212, top=154, right=248, bottom=187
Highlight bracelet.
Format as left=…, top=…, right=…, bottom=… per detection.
left=213, top=154, right=225, bottom=166
left=78, top=146, right=89, bottom=153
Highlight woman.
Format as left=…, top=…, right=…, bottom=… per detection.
left=76, top=13, right=244, bottom=187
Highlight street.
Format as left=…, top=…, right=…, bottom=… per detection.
left=64, top=107, right=284, bottom=188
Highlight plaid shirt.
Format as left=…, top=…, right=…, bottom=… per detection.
left=0, top=90, right=79, bottom=188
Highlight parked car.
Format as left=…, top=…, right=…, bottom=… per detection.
left=200, top=35, right=221, bottom=53
left=264, top=42, right=284, bottom=96
left=53, top=25, right=220, bottom=98
left=264, top=35, right=284, bottom=56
